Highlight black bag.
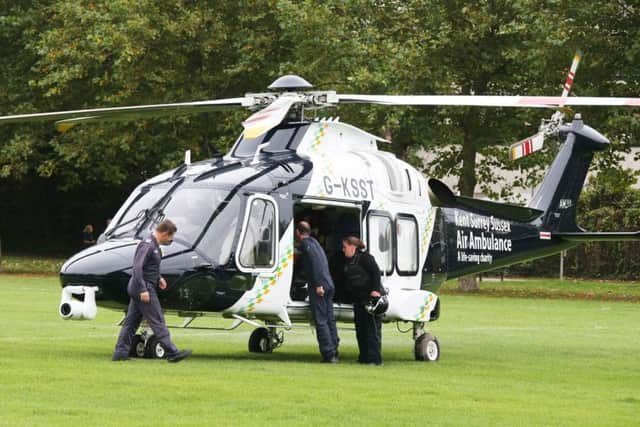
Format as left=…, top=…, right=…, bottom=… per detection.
left=344, top=253, right=370, bottom=298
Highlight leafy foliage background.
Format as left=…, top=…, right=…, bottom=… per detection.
left=1, top=1, right=639, bottom=278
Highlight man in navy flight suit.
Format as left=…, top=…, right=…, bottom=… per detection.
left=295, top=221, right=339, bottom=363
left=112, top=219, right=192, bottom=362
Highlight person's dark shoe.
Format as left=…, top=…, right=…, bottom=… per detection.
left=167, top=349, right=192, bottom=363
left=367, top=362, right=384, bottom=367
left=112, top=354, right=130, bottom=362
left=321, top=354, right=338, bottom=363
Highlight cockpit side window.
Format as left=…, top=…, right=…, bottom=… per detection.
left=197, top=195, right=241, bottom=266
left=237, top=195, right=278, bottom=271
left=160, top=187, right=229, bottom=245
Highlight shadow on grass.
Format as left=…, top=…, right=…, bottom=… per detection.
left=85, top=350, right=415, bottom=364
left=186, top=350, right=420, bottom=364
left=189, top=352, right=320, bottom=363
left=72, top=348, right=328, bottom=364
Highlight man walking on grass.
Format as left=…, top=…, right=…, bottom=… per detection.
left=112, top=219, right=192, bottom=363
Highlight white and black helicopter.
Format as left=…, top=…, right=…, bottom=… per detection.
left=2, top=55, right=640, bottom=361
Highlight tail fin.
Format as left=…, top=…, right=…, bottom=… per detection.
left=528, top=115, right=609, bottom=232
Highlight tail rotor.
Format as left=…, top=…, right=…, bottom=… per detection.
left=510, top=51, right=583, bottom=160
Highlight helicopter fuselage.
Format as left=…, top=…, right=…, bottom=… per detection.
left=59, top=117, right=591, bottom=326
left=60, top=119, right=443, bottom=324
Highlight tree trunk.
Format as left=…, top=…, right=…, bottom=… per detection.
left=457, top=108, right=478, bottom=198
left=458, top=137, right=477, bottom=198
left=457, top=114, right=479, bottom=292
left=458, top=275, right=479, bottom=292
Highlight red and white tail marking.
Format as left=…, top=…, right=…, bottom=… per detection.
left=510, top=51, right=582, bottom=160
left=510, top=132, right=545, bottom=160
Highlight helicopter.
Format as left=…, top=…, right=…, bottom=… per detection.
left=3, top=68, right=640, bottom=362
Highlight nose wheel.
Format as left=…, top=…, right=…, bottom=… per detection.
left=128, top=331, right=167, bottom=359
left=145, top=335, right=167, bottom=359
left=248, top=326, right=284, bottom=353
left=413, top=322, right=440, bottom=362
left=130, top=334, right=147, bottom=358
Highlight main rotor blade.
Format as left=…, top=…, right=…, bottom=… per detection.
left=242, top=93, right=302, bottom=139
left=0, top=97, right=248, bottom=128
left=337, top=94, right=640, bottom=108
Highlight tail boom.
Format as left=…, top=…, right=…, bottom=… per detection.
left=422, top=115, right=639, bottom=285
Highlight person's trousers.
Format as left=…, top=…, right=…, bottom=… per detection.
left=353, top=303, right=382, bottom=364
left=308, top=287, right=339, bottom=358
left=113, top=290, right=178, bottom=358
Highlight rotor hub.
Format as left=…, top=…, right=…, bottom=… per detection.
left=268, top=75, right=313, bottom=91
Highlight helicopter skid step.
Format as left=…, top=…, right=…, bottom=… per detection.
left=285, top=301, right=355, bottom=323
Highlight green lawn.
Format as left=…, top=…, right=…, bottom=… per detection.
left=442, top=277, right=640, bottom=301
left=0, top=275, right=638, bottom=426
left=0, top=255, right=65, bottom=274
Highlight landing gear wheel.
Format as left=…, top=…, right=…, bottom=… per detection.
left=248, top=327, right=272, bottom=353
left=414, top=333, right=440, bottom=362
left=130, top=334, right=146, bottom=358
left=145, top=336, right=168, bottom=359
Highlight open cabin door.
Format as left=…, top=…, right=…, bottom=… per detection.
left=291, top=198, right=363, bottom=313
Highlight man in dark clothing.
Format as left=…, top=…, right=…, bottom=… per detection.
left=295, top=221, right=339, bottom=363
left=112, top=220, right=192, bottom=363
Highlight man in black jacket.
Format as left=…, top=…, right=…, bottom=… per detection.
left=295, top=221, right=339, bottom=363
left=112, top=220, right=192, bottom=363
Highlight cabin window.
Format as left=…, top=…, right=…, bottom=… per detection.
left=238, top=196, right=277, bottom=270
left=367, top=211, right=394, bottom=274
left=396, top=214, right=419, bottom=275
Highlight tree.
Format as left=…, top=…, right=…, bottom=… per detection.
left=1, top=0, right=639, bottom=265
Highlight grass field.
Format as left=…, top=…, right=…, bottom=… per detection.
left=0, top=255, right=65, bottom=274
left=441, top=277, right=640, bottom=301
left=1, top=275, right=639, bottom=426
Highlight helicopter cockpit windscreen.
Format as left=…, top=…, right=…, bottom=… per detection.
left=106, top=185, right=169, bottom=238
left=140, top=184, right=229, bottom=240
left=107, top=179, right=242, bottom=266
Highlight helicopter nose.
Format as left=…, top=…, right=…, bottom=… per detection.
left=61, top=242, right=137, bottom=276
left=60, top=241, right=140, bottom=306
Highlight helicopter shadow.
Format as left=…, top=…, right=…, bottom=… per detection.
left=186, top=349, right=416, bottom=364
left=188, top=351, right=329, bottom=364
